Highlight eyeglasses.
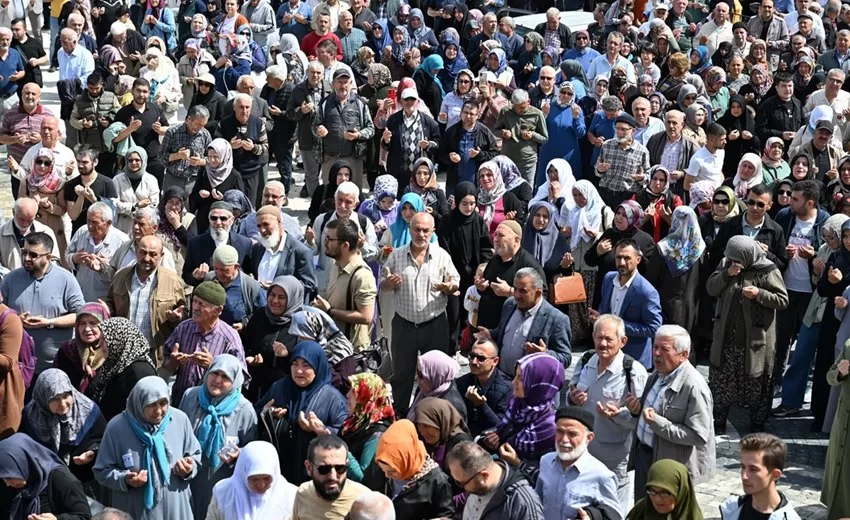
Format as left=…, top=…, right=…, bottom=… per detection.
left=209, top=215, right=230, bottom=222
left=646, top=488, right=674, bottom=499
left=540, top=76, right=555, bottom=80
left=458, top=79, right=471, bottom=84
left=746, top=199, right=767, bottom=208
left=455, top=469, right=484, bottom=488
left=402, top=97, right=417, bottom=101
left=21, top=250, right=49, bottom=259
left=315, top=464, right=348, bottom=475
left=712, top=198, right=730, bottom=205
left=35, top=159, right=52, bottom=166
left=576, top=36, right=588, bottom=40
left=469, top=353, right=495, bottom=363
left=777, top=189, right=792, bottom=196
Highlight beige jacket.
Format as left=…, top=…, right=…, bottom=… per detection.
left=0, top=219, right=59, bottom=270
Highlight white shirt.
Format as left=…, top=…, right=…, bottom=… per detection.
left=610, top=270, right=637, bottom=316
left=784, top=215, right=816, bottom=293
left=686, top=146, right=726, bottom=188
left=784, top=10, right=825, bottom=41
left=18, top=142, right=78, bottom=181
left=696, top=19, right=733, bottom=56
left=257, top=235, right=287, bottom=284
left=587, top=53, right=637, bottom=84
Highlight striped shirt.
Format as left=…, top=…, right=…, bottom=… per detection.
left=382, top=243, right=459, bottom=324
left=636, top=363, right=685, bottom=448
left=128, top=269, right=156, bottom=346
left=164, top=319, right=248, bottom=406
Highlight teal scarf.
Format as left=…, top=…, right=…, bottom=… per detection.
left=196, top=386, right=241, bottom=470
left=124, top=408, right=172, bottom=510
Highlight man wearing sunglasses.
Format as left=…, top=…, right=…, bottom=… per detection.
left=455, top=338, right=512, bottom=436
left=562, top=30, right=599, bottom=72
left=294, top=435, right=369, bottom=519
left=712, top=183, right=788, bottom=273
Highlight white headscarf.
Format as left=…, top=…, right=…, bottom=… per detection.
left=732, top=153, right=763, bottom=199
left=534, top=159, right=576, bottom=226
left=211, top=441, right=297, bottom=520
left=567, top=180, right=605, bottom=250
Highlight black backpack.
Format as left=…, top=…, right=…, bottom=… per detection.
left=579, top=350, right=634, bottom=393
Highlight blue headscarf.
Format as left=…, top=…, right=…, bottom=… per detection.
left=0, top=434, right=64, bottom=519
left=275, top=341, right=333, bottom=422
left=408, top=8, right=433, bottom=46
left=390, top=25, right=411, bottom=65
left=439, top=33, right=468, bottom=79
left=195, top=354, right=244, bottom=471
left=369, top=20, right=392, bottom=55
left=390, top=193, right=427, bottom=247
left=690, top=45, right=711, bottom=75
left=124, top=376, right=173, bottom=510
left=415, top=54, right=447, bottom=96
left=488, top=48, right=508, bottom=75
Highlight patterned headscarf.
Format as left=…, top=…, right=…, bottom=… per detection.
left=26, top=147, right=63, bottom=193
left=86, top=318, right=155, bottom=403
left=688, top=180, right=716, bottom=211
left=340, top=373, right=395, bottom=436
left=618, top=200, right=645, bottom=232
left=496, top=353, right=564, bottom=458
left=369, top=63, right=392, bottom=90
left=25, top=369, right=100, bottom=457
left=288, top=308, right=353, bottom=365
left=657, top=206, right=705, bottom=276
left=477, top=161, right=507, bottom=228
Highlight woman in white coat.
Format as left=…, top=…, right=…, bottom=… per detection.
left=112, top=147, right=160, bottom=234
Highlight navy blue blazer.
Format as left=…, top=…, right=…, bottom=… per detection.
left=455, top=370, right=513, bottom=437
left=598, top=271, right=662, bottom=369
left=489, top=297, right=572, bottom=372
left=245, top=234, right=318, bottom=301
left=182, top=231, right=253, bottom=286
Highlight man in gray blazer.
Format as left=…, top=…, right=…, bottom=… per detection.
left=626, top=324, right=715, bottom=500
left=478, top=267, right=572, bottom=376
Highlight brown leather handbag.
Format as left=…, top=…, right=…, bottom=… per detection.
left=549, top=273, right=587, bottom=305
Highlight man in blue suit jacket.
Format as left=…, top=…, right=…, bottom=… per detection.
left=182, top=202, right=253, bottom=286
left=480, top=267, right=572, bottom=376
left=593, top=239, right=662, bottom=369
left=244, top=206, right=318, bottom=301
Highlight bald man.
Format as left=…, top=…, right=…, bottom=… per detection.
left=349, top=492, right=395, bottom=520
left=52, top=13, right=97, bottom=72
left=0, top=27, right=24, bottom=103
left=695, top=2, right=733, bottom=55
left=0, top=197, right=59, bottom=270
left=237, top=181, right=305, bottom=242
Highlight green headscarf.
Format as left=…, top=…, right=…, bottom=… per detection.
left=626, top=459, right=703, bottom=520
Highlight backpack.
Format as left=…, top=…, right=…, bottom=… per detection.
left=580, top=350, right=634, bottom=394
left=0, top=309, right=36, bottom=388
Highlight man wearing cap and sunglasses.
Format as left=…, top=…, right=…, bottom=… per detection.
left=562, top=30, right=600, bottom=72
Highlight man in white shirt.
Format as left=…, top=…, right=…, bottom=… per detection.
left=785, top=0, right=826, bottom=40
left=587, top=32, right=636, bottom=84
left=10, top=115, right=77, bottom=181
left=56, top=27, right=94, bottom=83
left=246, top=204, right=317, bottom=296
left=685, top=122, right=727, bottom=190
left=695, top=3, right=733, bottom=55
left=803, top=69, right=850, bottom=133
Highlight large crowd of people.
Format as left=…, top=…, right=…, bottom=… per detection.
left=0, top=0, right=849, bottom=518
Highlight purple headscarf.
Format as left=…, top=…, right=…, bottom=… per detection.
left=406, top=351, right=460, bottom=419
left=496, top=353, right=564, bottom=458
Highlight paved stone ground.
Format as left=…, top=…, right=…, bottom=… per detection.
left=9, top=35, right=828, bottom=518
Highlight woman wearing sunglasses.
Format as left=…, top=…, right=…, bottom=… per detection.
left=769, top=179, right=794, bottom=220
left=20, top=147, right=68, bottom=261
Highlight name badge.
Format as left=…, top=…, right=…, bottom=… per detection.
left=122, top=452, right=135, bottom=470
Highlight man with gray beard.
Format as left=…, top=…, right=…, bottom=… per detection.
left=182, top=201, right=253, bottom=286
left=534, top=407, right=621, bottom=520
left=245, top=205, right=317, bottom=299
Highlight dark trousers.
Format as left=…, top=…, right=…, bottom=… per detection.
left=272, top=139, right=294, bottom=193
left=773, top=290, right=813, bottom=384
left=812, top=339, right=836, bottom=428
left=242, top=173, right=261, bottom=209
left=632, top=442, right=654, bottom=501
left=599, top=186, right=632, bottom=209
left=390, top=312, right=449, bottom=417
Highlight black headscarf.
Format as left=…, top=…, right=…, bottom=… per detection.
left=0, top=434, right=64, bottom=520
left=717, top=94, right=755, bottom=134
left=711, top=41, right=733, bottom=70
left=308, top=159, right=356, bottom=221
left=437, top=182, right=492, bottom=285
left=560, top=59, right=589, bottom=89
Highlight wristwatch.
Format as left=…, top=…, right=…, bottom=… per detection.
left=47, top=318, right=54, bottom=329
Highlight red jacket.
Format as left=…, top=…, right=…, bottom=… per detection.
left=300, top=31, right=343, bottom=61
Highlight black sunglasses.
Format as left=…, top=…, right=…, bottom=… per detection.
left=209, top=215, right=230, bottom=222
left=35, top=159, right=52, bottom=166
left=316, top=464, right=348, bottom=475
left=712, top=198, right=729, bottom=205
left=469, top=353, right=495, bottom=363
left=777, top=189, right=792, bottom=196
left=746, top=199, right=767, bottom=208
left=21, top=250, right=49, bottom=259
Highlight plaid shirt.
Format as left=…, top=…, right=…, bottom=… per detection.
left=128, top=268, right=156, bottom=345
left=382, top=243, right=459, bottom=324
left=596, top=139, right=650, bottom=193
left=157, top=123, right=212, bottom=179
left=636, top=363, right=685, bottom=448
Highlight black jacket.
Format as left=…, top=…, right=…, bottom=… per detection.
left=479, top=463, right=545, bottom=520
left=390, top=466, right=455, bottom=520
left=455, top=370, right=513, bottom=436
left=244, top=234, right=318, bottom=299
left=90, top=360, right=157, bottom=422
left=533, top=22, right=572, bottom=51
left=711, top=212, right=788, bottom=272
left=189, top=89, right=228, bottom=135
left=285, top=79, right=327, bottom=151
left=381, top=110, right=441, bottom=185
left=437, top=121, right=499, bottom=191
left=755, top=95, right=804, bottom=149
left=182, top=231, right=254, bottom=286
left=20, top=411, right=107, bottom=485
left=0, top=465, right=91, bottom=520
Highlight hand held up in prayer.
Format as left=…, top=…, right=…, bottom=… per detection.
left=625, top=392, right=642, bottom=415
left=829, top=267, right=844, bottom=284
left=838, top=359, right=850, bottom=377
left=126, top=469, right=148, bottom=487
left=465, top=386, right=487, bottom=406
left=498, top=443, right=520, bottom=466
left=171, top=343, right=191, bottom=367
left=490, top=277, right=511, bottom=297
left=569, top=385, right=588, bottom=406
left=173, top=457, right=194, bottom=477
left=192, top=346, right=213, bottom=368
left=836, top=297, right=849, bottom=309
left=193, top=263, right=210, bottom=280
left=596, top=239, right=613, bottom=256
left=72, top=450, right=96, bottom=465
left=643, top=407, right=657, bottom=423
left=166, top=305, right=184, bottom=322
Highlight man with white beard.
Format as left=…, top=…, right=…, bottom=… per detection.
left=535, top=407, right=621, bottom=520
left=182, top=200, right=253, bottom=286
left=244, top=205, right=317, bottom=299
